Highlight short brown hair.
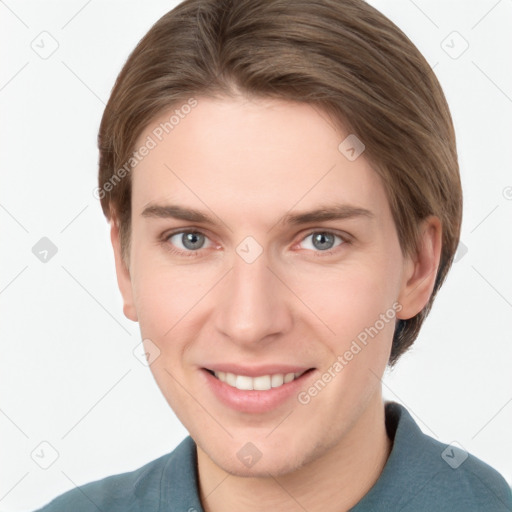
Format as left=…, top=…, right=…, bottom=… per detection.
left=97, top=0, right=463, bottom=366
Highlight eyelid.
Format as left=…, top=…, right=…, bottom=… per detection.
left=295, top=229, right=351, bottom=250
left=161, top=227, right=351, bottom=257
left=299, top=228, right=351, bottom=241
left=162, top=226, right=213, bottom=239
left=162, top=228, right=218, bottom=250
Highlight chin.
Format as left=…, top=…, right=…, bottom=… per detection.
left=201, top=433, right=319, bottom=479
left=218, top=451, right=304, bottom=478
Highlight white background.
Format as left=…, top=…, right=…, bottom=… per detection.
left=1, top=0, right=511, bottom=510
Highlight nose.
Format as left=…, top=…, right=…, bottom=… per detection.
left=212, top=250, right=293, bottom=349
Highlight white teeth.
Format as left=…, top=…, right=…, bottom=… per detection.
left=284, top=372, right=295, bottom=383
left=253, top=375, right=271, bottom=391
left=226, top=372, right=237, bottom=386
left=213, top=370, right=306, bottom=390
left=235, top=375, right=253, bottom=390
left=271, top=374, right=284, bottom=388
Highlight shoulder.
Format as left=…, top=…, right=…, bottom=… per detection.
left=384, top=402, right=512, bottom=511
left=33, top=437, right=194, bottom=512
left=414, top=433, right=512, bottom=510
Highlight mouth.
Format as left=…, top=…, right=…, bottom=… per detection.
left=201, top=365, right=317, bottom=413
left=204, top=368, right=315, bottom=391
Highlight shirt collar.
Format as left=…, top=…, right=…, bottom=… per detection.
left=349, top=401, right=438, bottom=510
left=159, top=401, right=435, bottom=511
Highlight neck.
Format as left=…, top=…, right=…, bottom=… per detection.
left=197, top=391, right=391, bottom=512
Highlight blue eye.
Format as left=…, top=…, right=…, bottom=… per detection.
left=299, top=231, right=346, bottom=252
left=162, top=229, right=348, bottom=258
left=166, top=231, right=212, bottom=254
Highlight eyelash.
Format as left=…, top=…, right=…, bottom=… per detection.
left=160, top=228, right=351, bottom=258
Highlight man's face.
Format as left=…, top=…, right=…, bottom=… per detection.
left=115, top=95, right=415, bottom=476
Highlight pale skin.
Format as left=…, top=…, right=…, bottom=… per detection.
left=111, top=94, right=442, bottom=512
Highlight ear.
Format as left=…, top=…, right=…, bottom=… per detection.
left=396, top=215, right=442, bottom=320
left=110, top=219, right=138, bottom=322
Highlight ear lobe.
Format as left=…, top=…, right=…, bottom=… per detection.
left=396, top=216, right=442, bottom=321
left=110, top=220, right=138, bottom=322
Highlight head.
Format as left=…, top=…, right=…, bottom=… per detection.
left=97, top=0, right=462, bottom=476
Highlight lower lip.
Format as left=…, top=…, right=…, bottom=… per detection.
left=201, top=369, right=315, bottom=414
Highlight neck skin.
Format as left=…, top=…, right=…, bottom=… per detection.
left=196, top=390, right=392, bottom=512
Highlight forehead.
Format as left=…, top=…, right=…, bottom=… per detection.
left=131, top=96, right=390, bottom=226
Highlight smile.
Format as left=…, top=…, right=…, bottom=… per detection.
left=207, top=369, right=310, bottom=391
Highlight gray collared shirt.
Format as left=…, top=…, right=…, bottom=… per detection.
left=34, top=402, right=512, bottom=511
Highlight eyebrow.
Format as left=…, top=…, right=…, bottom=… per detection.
left=280, top=204, right=374, bottom=226
left=141, top=202, right=374, bottom=227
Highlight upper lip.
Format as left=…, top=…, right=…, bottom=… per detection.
left=203, top=364, right=314, bottom=377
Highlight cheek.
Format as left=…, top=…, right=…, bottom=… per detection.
left=133, top=269, right=195, bottom=338
left=291, top=257, right=399, bottom=341
left=131, top=238, right=189, bottom=324
left=130, top=262, right=205, bottom=412
left=298, top=269, right=398, bottom=421
left=130, top=250, right=216, bottom=363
